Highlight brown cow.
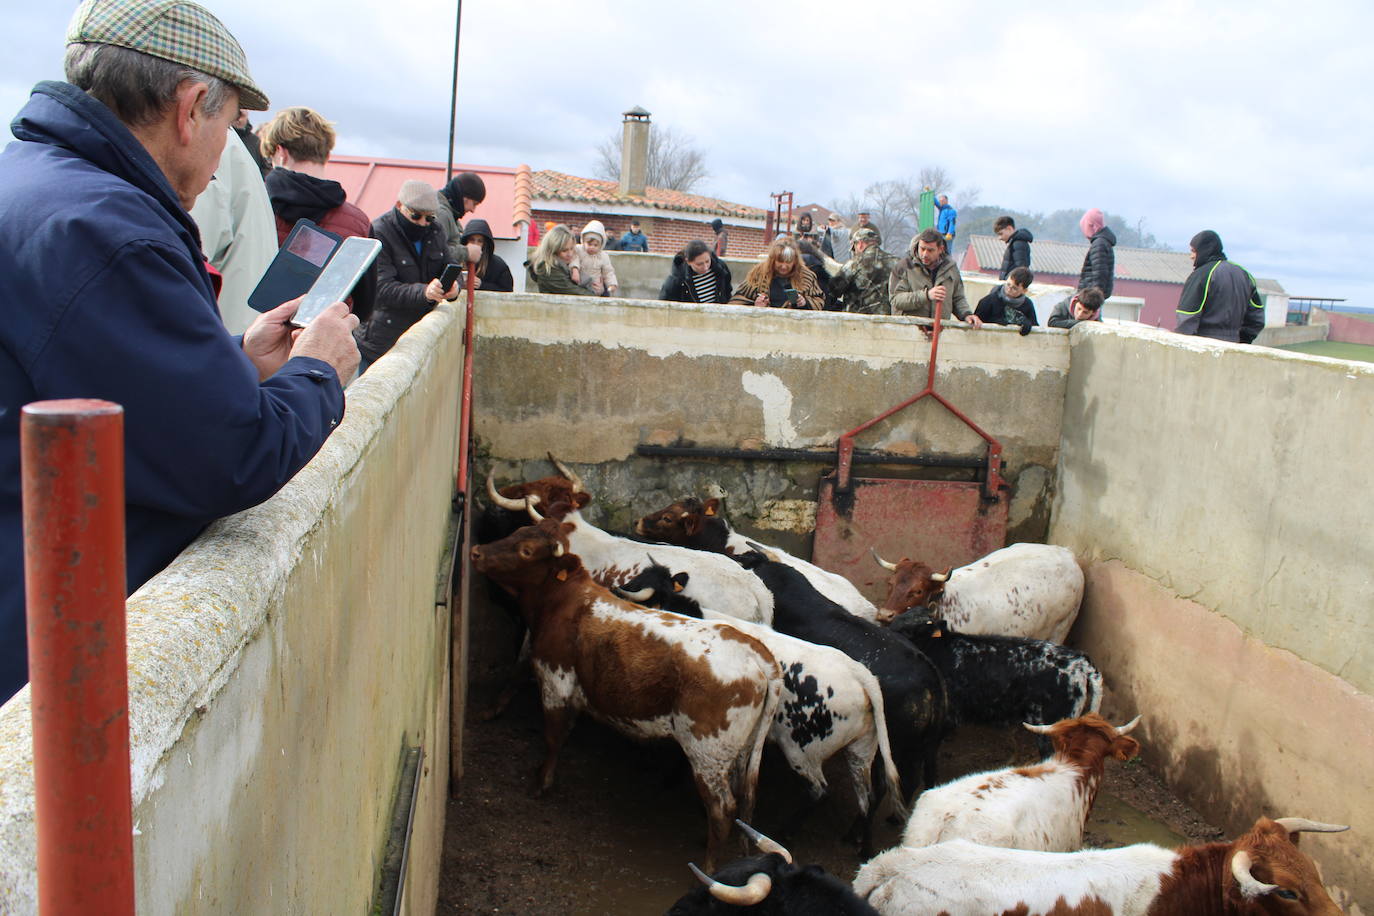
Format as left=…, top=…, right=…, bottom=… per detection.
left=470, top=518, right=782, bottom=871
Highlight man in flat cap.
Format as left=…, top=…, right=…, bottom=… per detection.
left=0, top=0, right=361, bottom=702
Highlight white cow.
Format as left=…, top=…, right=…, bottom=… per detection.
left=874, top=542, right=1084, bottom=643
left=854, top=817, right=1349, bottom=916
left=901, top=714, right=1139, bottom=852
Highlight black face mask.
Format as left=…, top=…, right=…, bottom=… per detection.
left=397, top=209, right=429, bottom=242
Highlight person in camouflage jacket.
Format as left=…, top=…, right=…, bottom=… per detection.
left=828, top=227, right=898, bottom=314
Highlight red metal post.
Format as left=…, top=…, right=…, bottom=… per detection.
left=21, top=399, right=135, bottom=916
left=455, top=266, right=478, bottom=502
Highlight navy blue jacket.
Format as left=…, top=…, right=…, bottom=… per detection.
left=618, top=229, right=649, bottom=252
left=0, top=83, right=345, bottom=701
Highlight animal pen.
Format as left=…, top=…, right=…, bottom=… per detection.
left=0, top=288, right=1370, bottom=913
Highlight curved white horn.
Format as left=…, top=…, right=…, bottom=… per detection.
left=547, top=452, right=585, bottom=493
left=1022, top=721, right=1054, bottom=735
left=1273, top=818, right=1350, bottom=834
left=689, top=863, right=772, bottom=906
left=1115, top=715, right=1142, bottom=735
left=617, top=586, right=654, bottom=603
left=735, top=820, right=792, bottom=864
left=1230, top=850, right=1279, bottom=898
left=929, top=572, right=948, bottom=583
left=526, top=499, right=544, bottom=522
left=486, top=472, right=529, bottom=512
left=869, top=548, right=898, bottom=572
left=552, top=540, right=564, bottom=557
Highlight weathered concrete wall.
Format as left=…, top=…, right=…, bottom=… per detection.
left=1051, top=323, right=1374, bottom=910
left=470, top=291, right=1068, bottom=590
left=0, top=305, right=464, bottom=913
left=607, top=250, right=760, bottom=301
left=1255, top=322, right=1328, bottom=347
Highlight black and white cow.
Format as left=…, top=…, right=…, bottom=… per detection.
left=887, top=611, right=1102, bottom=754
left=615, top=562, right=904, bottom=854
left=732, top=553, right=949, bottom=807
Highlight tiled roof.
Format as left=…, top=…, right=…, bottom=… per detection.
left=968, top=234, right=1194, bottom=284
left=324, top=156, right=532, bottom=241
left=533, top=170, right=766, bottom=220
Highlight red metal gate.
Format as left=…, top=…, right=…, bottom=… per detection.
left=812, top=309, right=1010, bottom=603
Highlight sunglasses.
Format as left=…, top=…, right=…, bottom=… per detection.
left=404, top=207, right=436, bottom=224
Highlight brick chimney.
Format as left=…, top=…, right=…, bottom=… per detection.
left=619, top=106, right=650, bottom=197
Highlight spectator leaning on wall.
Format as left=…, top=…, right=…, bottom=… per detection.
left=0, top=0, right=360, bottom=702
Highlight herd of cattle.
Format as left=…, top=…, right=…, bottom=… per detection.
left=471, top=457, right=1351, bottom=915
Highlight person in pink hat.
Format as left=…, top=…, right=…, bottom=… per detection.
left=1077, top=208, right=1116, bottom=300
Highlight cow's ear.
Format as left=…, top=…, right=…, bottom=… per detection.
left=574, top=492, right=591, bottom=508
left=931, top=626, right=944, bottom=638
left=703, top=498, right=718, bottom=517
left=672, top=573, right=688, bottom=593
left=683, top=514, right=702, bottom=536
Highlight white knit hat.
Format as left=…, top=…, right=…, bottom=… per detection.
left=580, top=219, right=606, bottom=243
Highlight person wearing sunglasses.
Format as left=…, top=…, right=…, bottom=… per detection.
left=356, top=180, right=460, bottom=371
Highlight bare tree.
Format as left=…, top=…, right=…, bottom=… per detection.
left=918, top=165, right=952, bottom=195
left=594, top=125, right=709, bottom=193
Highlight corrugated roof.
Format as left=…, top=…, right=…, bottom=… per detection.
left=968, top=234, right=1194, bottom=284
left=323, top=156, right=532, bottom=241
left=533, top=169, right=765, bottom=220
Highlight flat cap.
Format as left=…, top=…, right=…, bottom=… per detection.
left=67, top=0, right=269, bottom=110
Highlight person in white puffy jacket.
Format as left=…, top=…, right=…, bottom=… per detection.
left=571, top=220, right=620, bottom=296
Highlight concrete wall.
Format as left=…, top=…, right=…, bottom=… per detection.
left=0, top=305, right=465, bottom=914
left=469, top=291, right=1069, bottom=591
left=1051, top=323, right=1374, bottom=910
left=1322, top=309, right=1374, bottom=346
left=1254, top=322, right=1328, bottom=347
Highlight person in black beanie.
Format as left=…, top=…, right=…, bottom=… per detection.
left=437, top=170, right=486, bottom=268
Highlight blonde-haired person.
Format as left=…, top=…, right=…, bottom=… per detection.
left=728, top=238, right=824, bottom=309
left=524, top=224, right=592, bottom=295
left=571, top=220, right=619, bottom=296
left=258, top=105, right=378, bottom=320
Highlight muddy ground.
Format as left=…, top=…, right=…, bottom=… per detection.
left=437, top=680, right=1222, bottom=916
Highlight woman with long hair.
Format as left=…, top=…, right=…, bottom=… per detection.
left=728, top=238, right=824, bottom=309
left=524, top=224, right=591, bottom=295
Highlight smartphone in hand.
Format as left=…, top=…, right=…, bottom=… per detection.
left=439, top=263, right=462, bottom=291
left=290, top=236, right=382, bottom=328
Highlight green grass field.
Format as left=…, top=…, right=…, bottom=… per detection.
left=1279, top=340, right=1374, bottom=363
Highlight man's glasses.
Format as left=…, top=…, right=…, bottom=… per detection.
left=404, top=207, right=435, bottom=224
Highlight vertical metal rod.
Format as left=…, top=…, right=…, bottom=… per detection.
left=21, top=399, right=134, bottom=916
left=456, top=267, right=477, bottom=504
left=445, top=0, right=464, bottom=184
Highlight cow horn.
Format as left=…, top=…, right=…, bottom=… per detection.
left=1230, top=850, right=1279, bottom=898
left=930, top=571, right=948, bottom=582
left=689, top=863, right=772, bottom=906
left=869, top=548, right=898, bottom=572
left=1273, top=818, right=1349, bottom=834
left=552, top=541, right=565, bottom=557
left=526, top=499, right=544, bottom=522
left=1115, top=715, right=1142, bottom=735
left=547, top=452, right=585, bottom=493
left=486, top=472, right=529, bottom=512
left=735, top=820, right=793, bottom=864
left=617, top=586, right=653, bottom=603
left=1022, top=721, right=1054, bottom=735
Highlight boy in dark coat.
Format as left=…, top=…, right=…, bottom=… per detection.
left=1175, top=230, right=1265, bottom=343
left=975, top=267, right=1038, bottom=335
left=995, top=216, right=1033, bottom=279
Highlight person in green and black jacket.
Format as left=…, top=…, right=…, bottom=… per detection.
left=1175, top=230, right=1265, bottom=343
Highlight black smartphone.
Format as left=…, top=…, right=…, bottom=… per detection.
left=439, top=263, right=462, bottom=290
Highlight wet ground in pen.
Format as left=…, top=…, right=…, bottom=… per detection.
left=437, top=683, right=1222, bottom=916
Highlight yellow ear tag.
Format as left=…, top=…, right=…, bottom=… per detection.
left=555, top=570, right=568, bottom=581
left=673, top=580, right=684, bottom=592
left=704, top=504, right=716, bottom=516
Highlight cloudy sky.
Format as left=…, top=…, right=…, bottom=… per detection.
left=4, top=1, right=1371, bottom=305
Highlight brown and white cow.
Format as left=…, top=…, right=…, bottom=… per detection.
left=854, top=816, right=1349, bottom=915
left=872, top=542, right=1084, bottom=642
left=470, top=518, right=782, bottom=871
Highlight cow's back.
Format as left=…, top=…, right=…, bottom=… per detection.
left=854, top=840, right=1175, bottom=916
left=938, top=544, right=1084, bottom=642
left=901, top=763, right=1090, bottom=851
